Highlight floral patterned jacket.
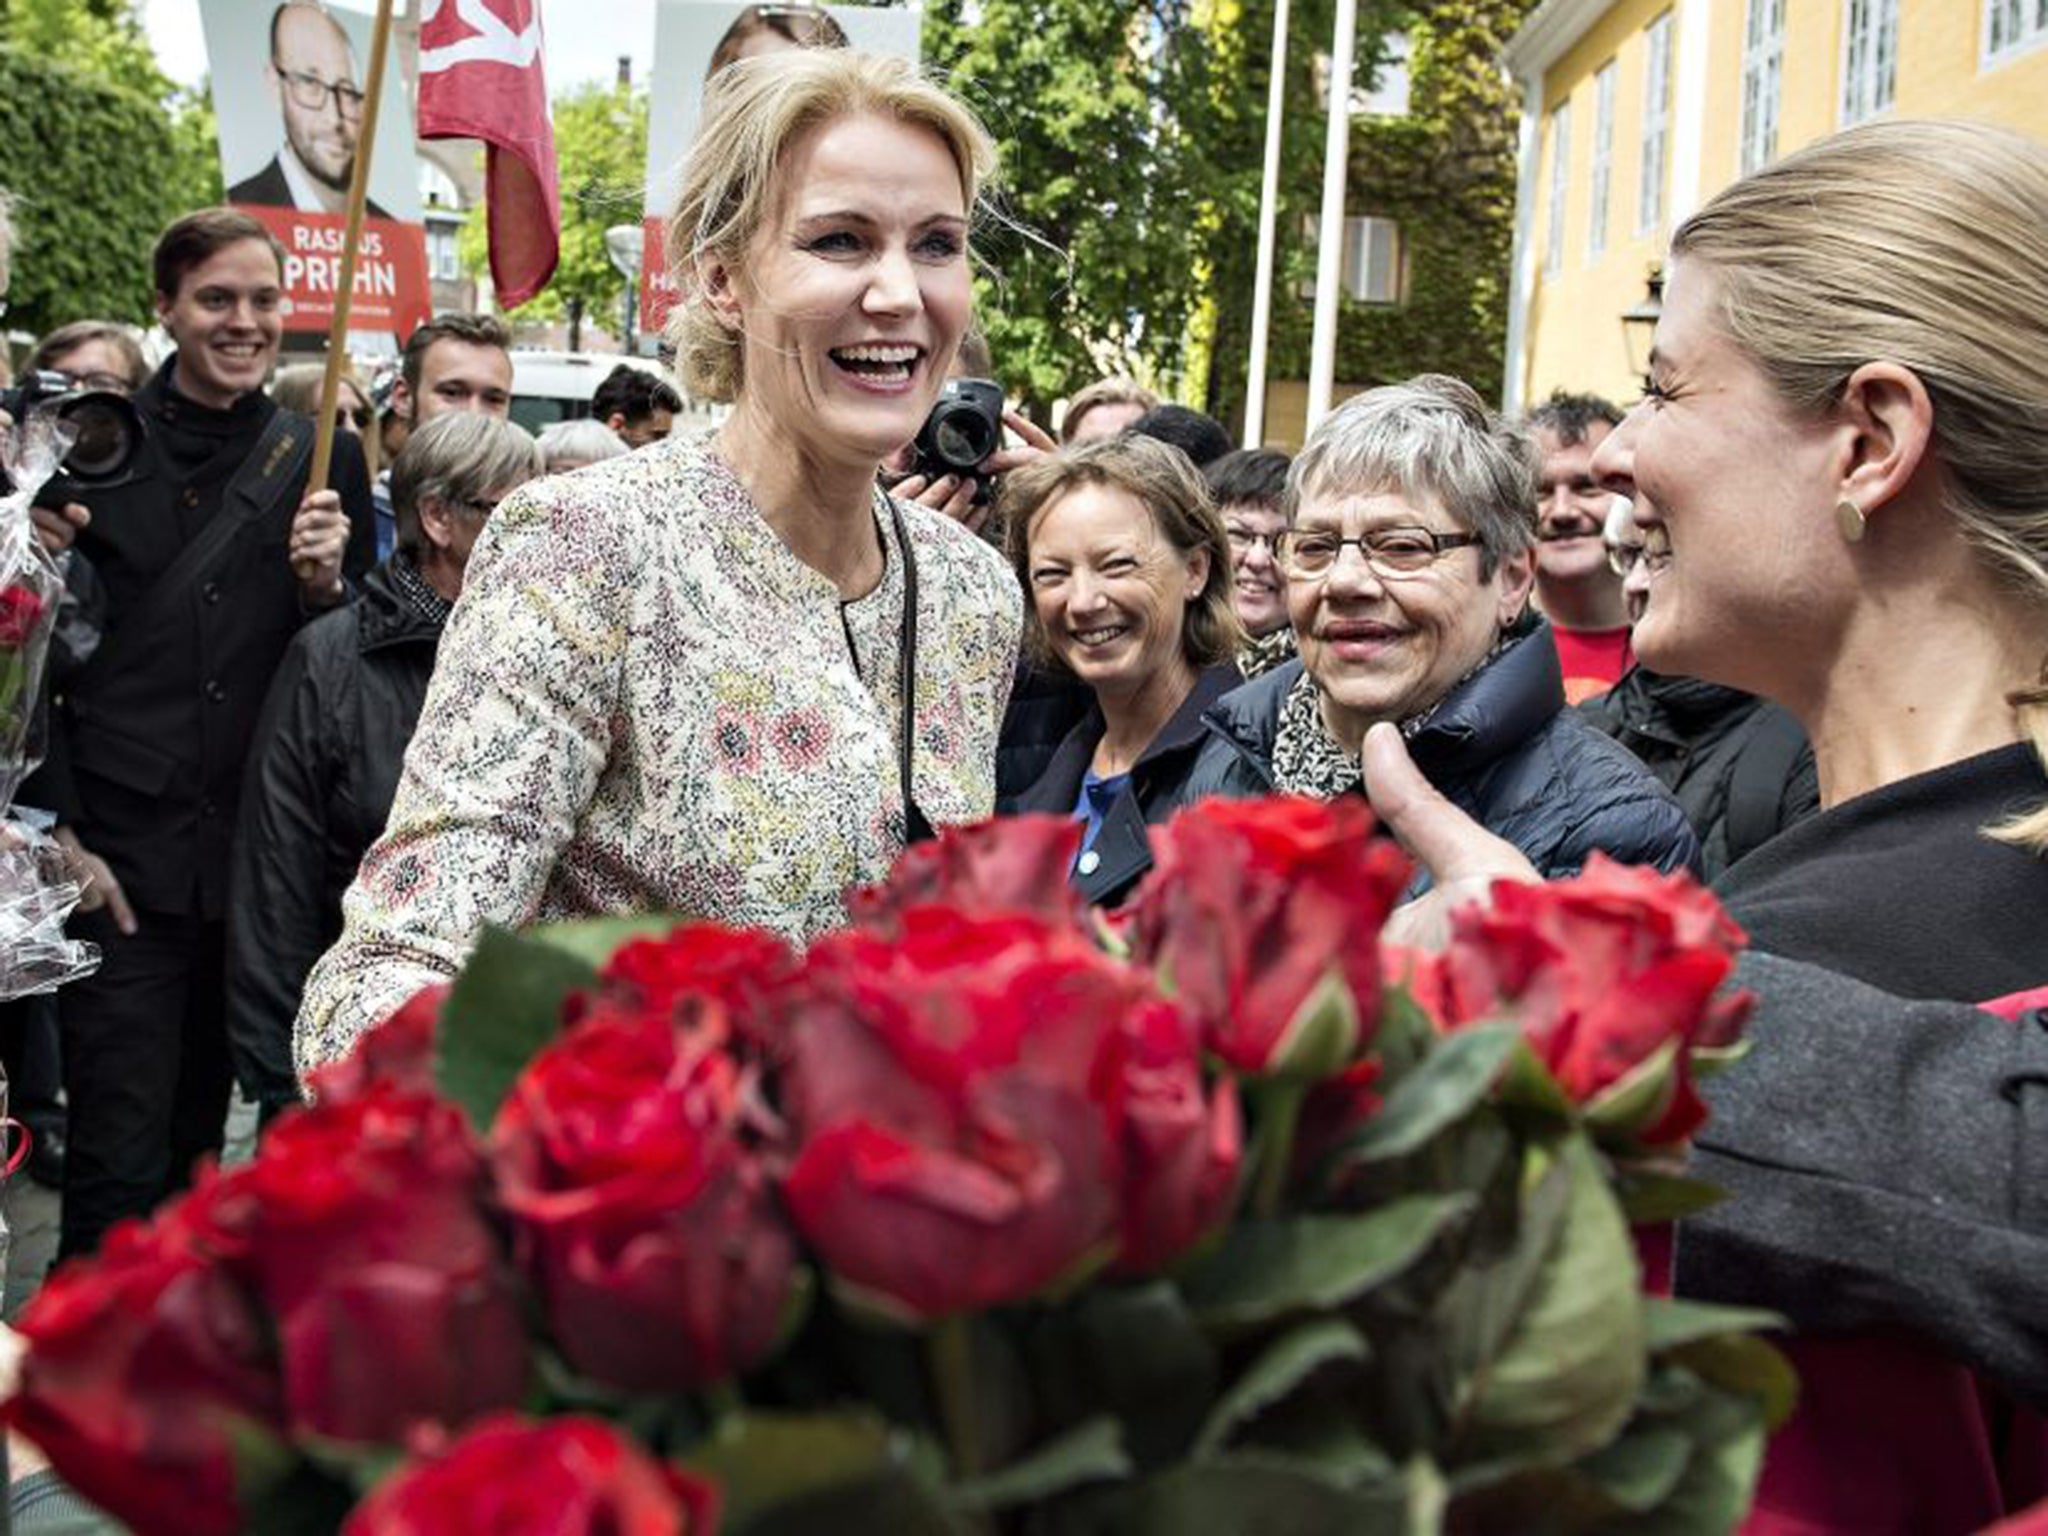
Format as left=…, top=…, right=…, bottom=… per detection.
left=293, top=438, right=1021, bottom=1078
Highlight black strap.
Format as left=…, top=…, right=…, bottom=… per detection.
left=73, top=407, right=312, bottom=691
left=888, top=497, right=934, bottom=844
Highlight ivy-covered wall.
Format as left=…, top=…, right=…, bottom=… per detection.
left=1203, top=0, right=1536, bottom=436
left=0, top=45, right=221, bottom=339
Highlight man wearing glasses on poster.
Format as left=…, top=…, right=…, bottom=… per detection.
left=229, top=1, right=392, bottom=219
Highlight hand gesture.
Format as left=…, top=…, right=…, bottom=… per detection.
left=30, top=502, right=89, bottom=555
left=54, top=825, right=138, bottom=936
left=289, top=487, right=349, bottom=606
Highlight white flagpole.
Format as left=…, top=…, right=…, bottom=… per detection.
left=1304, top=0, right=1357, bottom=433
left=1241, top=0, right=1290, bottom=449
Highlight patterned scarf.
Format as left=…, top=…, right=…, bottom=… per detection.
left=390, top=551, right=454, bottom=627
left=1237, top=625, right=1298, bottom=680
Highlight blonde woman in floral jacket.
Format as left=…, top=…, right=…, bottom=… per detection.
left=294, top=52, right=1021, bottom=1077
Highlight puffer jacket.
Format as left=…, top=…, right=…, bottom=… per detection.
left=1002, top=662, right=1243, bottom=908
left=1580, top=669, right=1818, bottom=882
left=224, top=559, right=445, bottom=1105
left=1181, top=617, right=1700, bottom=892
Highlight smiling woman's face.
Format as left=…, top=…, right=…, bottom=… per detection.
left=717, top=111, right=972, bottom=473
left=1287, top=488, right=1531, bottom=743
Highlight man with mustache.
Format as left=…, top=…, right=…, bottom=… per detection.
left=1527, top=391, right=1631, bottom=703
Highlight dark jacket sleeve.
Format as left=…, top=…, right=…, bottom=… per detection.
left=226, top=626, right=341, bottom=1105
left=1678, top=951, right=2048, bottom=1405
left=1549, top=790, right=1701, bottom=879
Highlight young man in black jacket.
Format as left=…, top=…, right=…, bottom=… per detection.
left=27, top=209, right=375, bottom=1257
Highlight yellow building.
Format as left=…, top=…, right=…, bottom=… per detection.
left=1501, top=0, right=2048, bottom=412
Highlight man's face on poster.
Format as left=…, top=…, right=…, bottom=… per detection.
left=270, top=5, right=364, bottom=194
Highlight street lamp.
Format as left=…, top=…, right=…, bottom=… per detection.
left=605, top=224, right=644, bottom=353
left=1621, top=267, right=1664, bottom=387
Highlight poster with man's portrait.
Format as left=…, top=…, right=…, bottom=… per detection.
left=637, top=0, right=923, bottom=332
left=202, top=0, right=432, bottom=335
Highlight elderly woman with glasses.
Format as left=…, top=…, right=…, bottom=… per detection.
left=1184, top=374, right=1696, bottom=887
left=227, top=412, right=543, bottom=1120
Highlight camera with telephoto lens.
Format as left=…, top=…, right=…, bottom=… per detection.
left=910, top=377, right=1005, bottom=506
left=0, top=371, right=146, bottom=502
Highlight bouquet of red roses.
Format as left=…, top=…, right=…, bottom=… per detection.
left=2, top=799, right=1788, bottom=1535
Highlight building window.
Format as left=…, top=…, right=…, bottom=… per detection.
left=1352, top=32, right=1412, bottom=117
left=1545, top=102, right=1571, bottom=276
left=1986, top=0, right=2048, bottom=62
left=1637, top=12, right=1672, bottom=236
left=1740, top=0, right=1785, bottom=174
left=1840, top=0, right=1898, bottom=124
left=1587, top=62, right=1616, bottom=260
left=418, top=159, right=461, bottom=212
left=1295, top=215, right=1407, bottom=305
left=426, top=221, right=462, bottom=283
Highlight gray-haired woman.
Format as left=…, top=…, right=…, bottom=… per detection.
left=224, top=412, right=543, bottom=1119
left=1184, top=373, right=1696, bottom=886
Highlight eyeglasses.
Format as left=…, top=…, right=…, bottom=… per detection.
left=1605, top=527, right=1673, bottom=577
left=274, top=63, right=366, bottom=120
left=1274, top=526, right=1482, bottom=581
left=1224, top=527, right=1280, bottom=555
left=60, top=371, right=133, bottom=396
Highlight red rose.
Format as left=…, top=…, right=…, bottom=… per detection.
left=306, top=983, right=448, bottom=1105
left=1096, top=995, right=1243, bottom=1275
left=781, top=908, right=1144, bottom=1316
left=1126, top=796, right=1413, bottom=1076
left=587, top=923, right=800, bottom=1060
left=846, top=815, right=1088, bottom=933
left=343, top=1414, right=720, bottom=1535
left=5, top=1172, right=286, bottom=1536
left=0, top=584, right=47, bottom=649
left=492, top=1013, right=795, bottom=1393
left=209, top=1087, right=529, bottom=1444
left=1432, top=856, right=1752, bottom=1145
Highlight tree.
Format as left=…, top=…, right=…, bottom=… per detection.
left=462, top=81, right=647, bottom=349
left=0, top=0, right=221, bottom=337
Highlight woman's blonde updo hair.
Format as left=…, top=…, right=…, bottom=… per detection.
left=1672, top=118, right=2048, bottom=852
left=664, top=50, right=997, bottom=404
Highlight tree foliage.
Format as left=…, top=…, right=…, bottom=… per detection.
left=462, top=80, right=647, bottom=347
left=0, top=0, right=221, bottom=338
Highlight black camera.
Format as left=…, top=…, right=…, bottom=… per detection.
left=910, top=377, right=1005, bottom=505
left=0, top=371, right=145, bottom=501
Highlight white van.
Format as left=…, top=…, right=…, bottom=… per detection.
left=506, top=351, right=722, bottom=437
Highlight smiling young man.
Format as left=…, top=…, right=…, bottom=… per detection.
left=1527, top=390, right=1631, bottom=703
left=25, top=208, right=375, bottom=1260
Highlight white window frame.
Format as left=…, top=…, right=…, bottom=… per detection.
left=1587, top=62, right=1616, bottom=260
left=1637, top=12, right=1672, bottom=236
left=1982, top=0, right=2048, bottom=67
left=1340, top=215, right=1407, bottom=305
left=1739, top=0, right=1785, bottom=175
left=1545, top=101, right=1571, bottom=277
left=1839, top=0, right=1898, bottom=125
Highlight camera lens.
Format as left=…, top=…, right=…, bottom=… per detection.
left=55, top=395, right=139, bottom=484
left=933, top=410, right=995, bottom=469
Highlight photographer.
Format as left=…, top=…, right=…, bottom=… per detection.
left=26, top=208, right=374, bottom=1258
left=887, top=327, right=1052, bottom=537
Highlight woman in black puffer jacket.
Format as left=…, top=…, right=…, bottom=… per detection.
left=1180, top=376, right=1697, bottom=893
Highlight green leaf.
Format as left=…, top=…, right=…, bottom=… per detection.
left=949, top=1416, right=1131, bottom=1512
left=1266, top=967, right=1361, bottom=1081
left=680, top=1409, right=953, bottom=1536
left=1642, top=1297, right=1786, bottom=1354
left=1193, top=1318, right=1371, bottom=1457
left=1326, top=1024, right=1518, bottom=1170
left=436, top=925, right=597, bottom=1128
left=1371, top=986, right=1440, bottom=1080
left=1181, top=1196, right=1473, bottom=1335
left=1612, top=1168, right=1729, bottom=1225
left=1664, top=1333, right=1799, bottom=1432
left=1571, top=1424, right=1693, bottom=1513
left=527, top=912, right=682, bottom=970
left=1601, top=1364, right=1772, bottom=1535
left=1452, top=1135, right=1646, bottom=1468
left=1583, top=1039, right=1682, bottom=1142
left=1492, top=1038, right=1577, bottom=1123
left=1105, top=1454, right=1415, bottom=1535
left=1026, top=1280, right=1218, bottom=1468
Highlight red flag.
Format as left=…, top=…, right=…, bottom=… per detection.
left=417, top=0, right=560, bottom=308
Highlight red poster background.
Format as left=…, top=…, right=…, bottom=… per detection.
left=640, top=217, right=678, bottom=338
left=240, top=207, right=434, bottom=337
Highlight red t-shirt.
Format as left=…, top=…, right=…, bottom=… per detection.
left=1551, top=623, right=1635, bottom=704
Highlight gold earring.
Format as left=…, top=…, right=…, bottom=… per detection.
left=1835, top=498, right=1867, bottom=544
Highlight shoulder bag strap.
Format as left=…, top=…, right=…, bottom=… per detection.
left=888, top=497, right=934, bottom=845
left=73, top=407, right=313, bottom=691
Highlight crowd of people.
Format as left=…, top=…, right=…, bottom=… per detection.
left=0, top=38, right=2045, bottom=1536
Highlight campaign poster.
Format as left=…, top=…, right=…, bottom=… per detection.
left=201, top=0, right=433, bottom=337
left=638, top=0, right=923, bottom=336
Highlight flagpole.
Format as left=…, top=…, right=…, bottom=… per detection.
left=1304, top=0, right=1357, bottom=433
left=305, top=0, right=398, bottom=515
left=1242, top=0, right=1290, bottom=449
